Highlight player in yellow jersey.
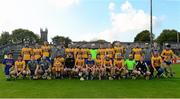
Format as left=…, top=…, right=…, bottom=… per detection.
left=21, top=45, right=32, bottom=64
left=103, top=55, right=113, bottom=80
left=106, top=44, right=114, bottom=59
left=52, top=55, right=64, bottom=79
left=132, top=45, right=143, bottom=62
left=151, top=52, right=164, bottom=78
left=33, top=43, right=42, bottom=62
left=114, top=43, right=125, bottom=59
left=75, top=54, right=85, bottom=80
left=81, top=48, right=90, bottom=59
left=95, top=54, right=105, bottom=80
left=98, top=48, right=106, bottom=60
left=113, top=54, right=127, bottom=79
left=41, top=41, right=51, bottom=62
left=10, top=55, right=27, bottom=79
left=161, top=44, right=177, bottom=77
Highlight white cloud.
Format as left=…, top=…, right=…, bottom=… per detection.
left=109, top=2, right=115, bottom=11
left=98, top=1, right=161, bottom=42
left=0, top=0, right=80, bottom=42
left=48, top=0, right=79, bottom=8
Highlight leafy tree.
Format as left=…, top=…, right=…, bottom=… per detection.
left=52, top=36, right=72, bottom=48
left=11, top=28, right=40, bottom=44
left=156, top=29, right=180, bottom=45
left=0, top=32, right=12, bottom=45
left=134, top=30, right=154, bottom=43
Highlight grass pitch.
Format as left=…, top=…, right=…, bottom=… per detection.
left=0, top=64, right=180, bottom=98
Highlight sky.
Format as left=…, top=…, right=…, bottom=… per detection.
left=0, top=0, right=179, bottom=42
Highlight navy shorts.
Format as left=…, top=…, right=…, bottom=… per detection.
left=164, top=61, right=172, bottom=65
left=145, top=60, right=151, bottom=66
left=4, top=65, right=12, bottom=75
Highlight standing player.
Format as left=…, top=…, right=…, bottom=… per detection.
left=161, top=44, right=177, bottom=77
left=41, top=41, right=51, bottom=62
left=132, top=45, right=143, bottom=62
left=97, top=45, right=106, bottom=60
left=85, top=54, right=95, bottom=80
left=152, top=52, right=164, bottom=78
left=21, top=45, right=32, bottom=64
left=33, top=43, right=42, bottom=62
left=2, top=53, right=15, bottom=81
left=27, top=55, right=39, bottom=79
left=114, top=42, right=125, bottom=58
left=143, top=43, right=153, bottom=78
left=106, top=44, right=114, bottom=59
left=103, top=55, right=113, bottom=80
left=10, top=55, right=27, bottom=79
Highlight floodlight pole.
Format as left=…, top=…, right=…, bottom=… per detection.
left=150, top=0, right=153, bottom=47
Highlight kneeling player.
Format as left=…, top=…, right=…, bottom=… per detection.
left=103, top=55, right=113, bottom=80
left=95, top=54, right=105, bottom=80
left=2, top=53, right=15, bottom=81
left=64, top=53, right=75, bottom=79
left=113, top=54, right=127, bottom=79
left=10, top=55, right=27, bottom=79
left=124, top=54, right=137, bottom=79
left=75, top=54, right=85, bottom=80
left=135, top=56, right=151, bottom=80
left=152, top=52, right=164, bottom=79
left=85, top=54, right=95, bottom=80
left=27, top=55, right=39, bottom=79
left=52, top=55, right=64, bottom=79
left=36, top=56, right=52, bottom=79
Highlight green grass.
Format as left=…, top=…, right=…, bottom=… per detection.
left=0, top=64, right=180, bottom=98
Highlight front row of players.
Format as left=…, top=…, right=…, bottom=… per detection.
left=3, top=52, right=165, bottom=81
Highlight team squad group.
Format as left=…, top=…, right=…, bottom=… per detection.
left=2, top=41, right=177, bottom=81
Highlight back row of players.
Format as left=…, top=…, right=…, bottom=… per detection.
left=2, top=41, right=177, bottom=80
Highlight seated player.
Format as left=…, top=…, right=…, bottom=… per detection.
left=85, top=54, right=95, bottom=80
left=135, top=56, right=151, bottom=80
left=64, top=53, right=75, bottom=79
left=10, top=55, right=27, bottom=79
left=113, top=54, right=127, bottom=79
left=75, top=54, right=85, bottom=80
left=161, top=44, right=177, bottom=77
left=52, top=55, right=64, bottom=79
left=36, top=56, right=52, bottom=79
left=152, top=52, right=164, bottom=79
left=95, top=54, right=105, bottom=80
left=103, top=55, right=113, bottom=80
left=21, top=45, right=32, bottom=64
left=124, top=54, right=137, bottom=79
left=27, top=55, right=39, bottom=79
left=2, top=52, right=15, bottom=81
left=33, top=43, right=42, bottom=62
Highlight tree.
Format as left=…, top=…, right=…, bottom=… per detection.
left=134, top=30, right=154, bottom=43
left=11, top=28, right=40, bottom=44
left=0, top=32, right=12, bottom=45
left=90, top=39, right=108, bottom=43
left=156, top=29, right=180, bottom=45
left=52, top=36, right=72, bottom=48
